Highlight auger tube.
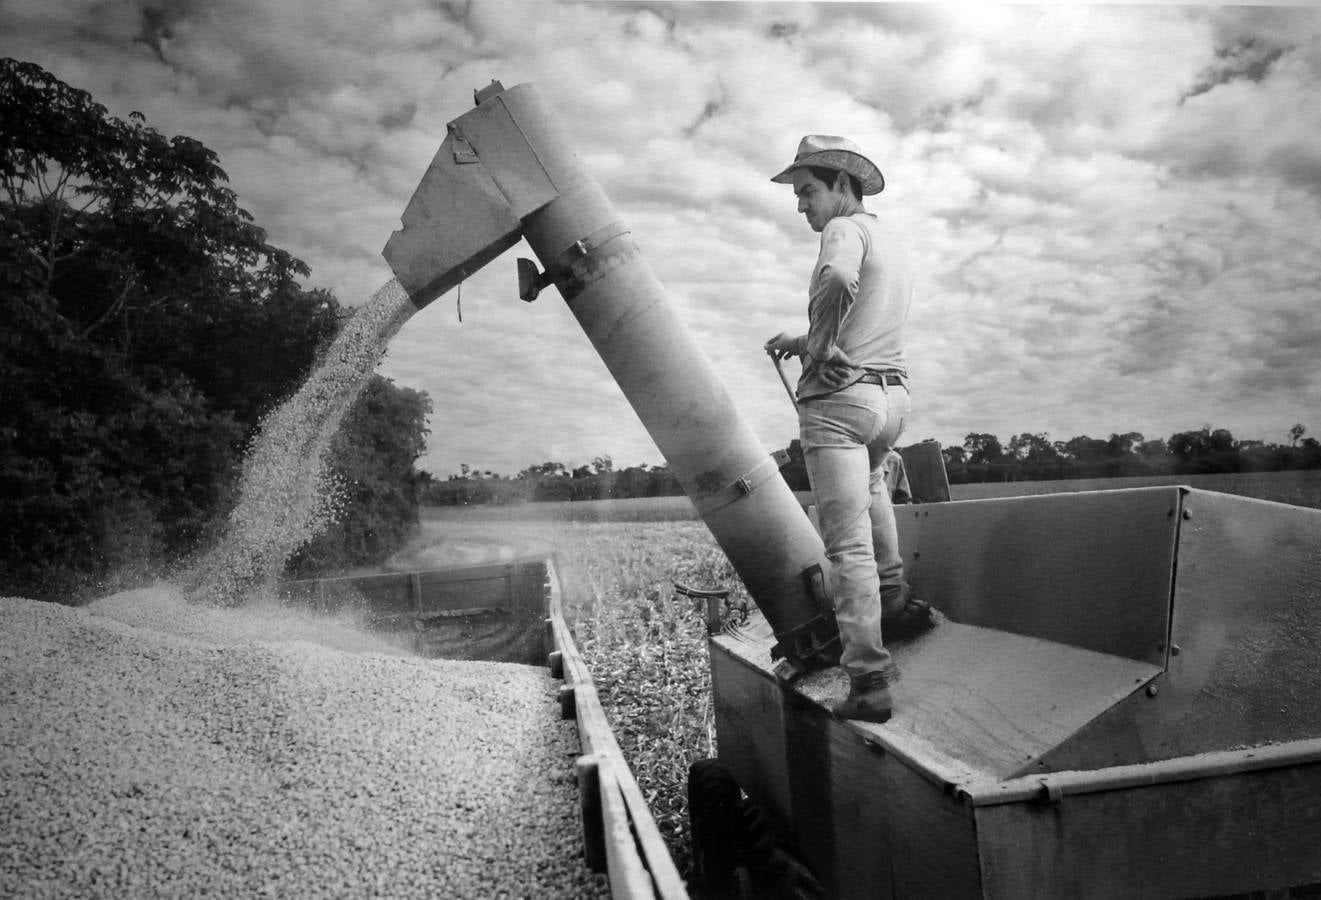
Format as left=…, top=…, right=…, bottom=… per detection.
left=384, top=81, right=839, bottom=674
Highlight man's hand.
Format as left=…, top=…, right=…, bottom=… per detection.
left=764, top=332, right=802, bottom=361
left=817, top=346, right=858, bottom=389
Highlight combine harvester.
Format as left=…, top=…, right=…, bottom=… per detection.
left=334, top=80, right=1321, bottom=898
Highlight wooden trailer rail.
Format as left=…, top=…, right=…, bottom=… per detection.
left=542, top=558, right=690, bottom=900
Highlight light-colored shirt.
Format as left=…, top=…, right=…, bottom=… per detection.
left=796, top=212, right=912, bottom=401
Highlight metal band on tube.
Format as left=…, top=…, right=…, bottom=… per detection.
left=550, top=223, right=637, bottom=302
left=692, top=456, right=784, bottom=516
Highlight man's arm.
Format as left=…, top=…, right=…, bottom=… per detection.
left=804, top=218, right=867, bottom=384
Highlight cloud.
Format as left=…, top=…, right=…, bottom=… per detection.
left=6, top=0, right=1321, bottom=474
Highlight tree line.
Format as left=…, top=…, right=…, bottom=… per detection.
left=422, top=422, right=1318, bottom=506
left=1, top=59, right=430, bottom=601
left=420, top=455, right=686, bottom=505
left=938, top=424, right=1318, bottom=483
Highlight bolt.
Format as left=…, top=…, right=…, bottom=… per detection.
left=1147, top=683, right=1160, bottom=697
left=1182, top=509, right=1192, bottom=520
left=1170, top=644, right=1181, bottom=656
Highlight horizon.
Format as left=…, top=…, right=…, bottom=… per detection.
left=415, top=417, right=1315, bottom=479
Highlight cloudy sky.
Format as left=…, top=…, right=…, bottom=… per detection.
left=6, top=1, right=1320, bottom=477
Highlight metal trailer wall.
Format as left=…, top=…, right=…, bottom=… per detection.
left=712, top=486, right=1321, bottom=898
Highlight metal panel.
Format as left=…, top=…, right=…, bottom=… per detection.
left=710, top=634, right=984, bottom=898
left=710, top=642, right=794, bottom=839
left=859, top=620, right=1159, bottom=779
left=1152, top=488, right=1321, bottom=757
left=975, top=756, right=1321, bottom=899
left=900, top=487, right=1180, bottom=665
left=897, top=440, right=951, bottom=503
left=416, top=565, right=511, bottom=614
left=992, top=489, right=1321, bottom=773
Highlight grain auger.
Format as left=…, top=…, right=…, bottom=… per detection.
left=382, top=80, right=839, bottom=678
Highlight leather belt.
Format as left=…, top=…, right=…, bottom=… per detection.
left=856, top=371, right=907, bottom=387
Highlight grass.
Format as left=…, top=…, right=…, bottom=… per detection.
left=417, top=468, right=1321, bottom=880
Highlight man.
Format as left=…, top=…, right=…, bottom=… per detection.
left=765, top=135, right=935, bottom=724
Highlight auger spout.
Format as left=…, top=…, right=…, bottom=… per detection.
left=384, top=81, right=839, bottom=675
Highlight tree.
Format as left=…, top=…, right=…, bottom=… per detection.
left=1167, top=425, right=1239, bottom=473
left=1, top=58, right=340, bottom=430
left=518, top=461, right=567, bottom=479
left=1290, top=423, right=1306, bottom=447
left=942, top=445, right=967, bottom=466
left=1106, top=432, right=1144, bottom=458
left=1, top=59, right=344, bottom=600
left=963, top=433, right=1004, bottom=465
left=1008, top=433, right=1056, bottom=462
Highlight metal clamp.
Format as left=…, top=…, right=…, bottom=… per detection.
left=770, top=613, right=842, bottom=680
left=692, top=455, right=782, bottom=516
left=551, top=222, right=632, bottom=268
left=769, top=564, right=841, bottom=677
left=514, top=223, right=635, bottom=303
left=550, top=223, right=636, bottom=302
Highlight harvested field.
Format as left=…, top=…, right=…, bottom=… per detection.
left=0, top=587, right=609, bottom=899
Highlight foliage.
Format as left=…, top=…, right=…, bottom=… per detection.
left=287, top=376, right=432, bottom=575
left=942, top=423, right=1320, bottom=484
left=424, top=461, right=684, bottom=505
left=421, top=419, right=1319, bottom=505
left=0, top=59, right=397, bottom=600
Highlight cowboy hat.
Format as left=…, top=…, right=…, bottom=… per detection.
left=770, top=135, right=885, bottom=195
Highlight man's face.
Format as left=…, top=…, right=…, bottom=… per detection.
left=791, top=168, right=844, bottom=233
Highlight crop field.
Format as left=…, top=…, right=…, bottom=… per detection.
left=415, top=468, right=1321, bottom=877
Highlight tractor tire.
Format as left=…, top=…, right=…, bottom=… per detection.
left=687, top=758, right=743, bottom=897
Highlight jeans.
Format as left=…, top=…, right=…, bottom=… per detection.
left=798, top=381, right=911, bottom=680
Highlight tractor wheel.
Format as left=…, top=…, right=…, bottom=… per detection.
left=687, top=758, right=743, bottom=897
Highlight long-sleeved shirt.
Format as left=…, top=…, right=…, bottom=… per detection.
left=795, top=212, right=913, bottom=401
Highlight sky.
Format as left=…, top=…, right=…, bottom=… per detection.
left=5, top=0, right=1320, bottom=478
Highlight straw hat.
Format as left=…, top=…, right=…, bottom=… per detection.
left=770, top=135, right=885, bottom=195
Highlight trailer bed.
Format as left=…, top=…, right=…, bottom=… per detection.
left=709, top=486, right=1321, bottom=898
left=718, top=613, right=1160, bottom=781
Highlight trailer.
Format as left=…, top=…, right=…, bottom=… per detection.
left=700, top=484, right=1321, bottom=899
left=367, top=79, right=1321, bottom=898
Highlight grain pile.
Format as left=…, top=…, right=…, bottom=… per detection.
left=0, top=587, right=610, bottom=899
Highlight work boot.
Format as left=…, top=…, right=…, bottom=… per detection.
left=832, top=669, right=895, bottom=724
left=881, top=589, right=939, bottom=643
